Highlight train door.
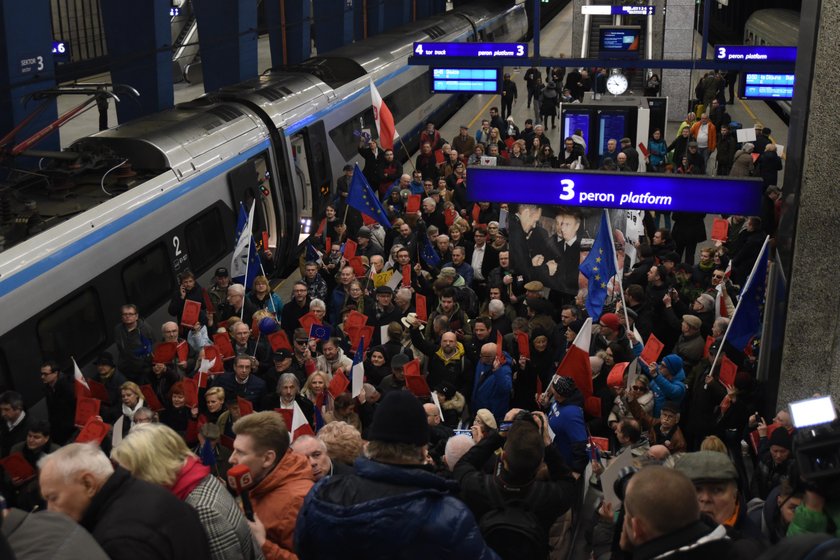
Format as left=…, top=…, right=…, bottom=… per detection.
left=289, top=122, right=333, bottom=245
left=227, top=151, right=284, bottom=278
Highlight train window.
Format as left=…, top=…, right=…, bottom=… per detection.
left=122, top=244, right=175, bottom=316
left=185, top=207, right=228, bottom=274
left=329, top=107, right=377, bottom=161
left=36, top=288, right=106, bottom=363
left=384, top=73, right=433, bottom=124
left=228, top=154, right=278, bottom=257
left=0, top=350, right=9, bottom=392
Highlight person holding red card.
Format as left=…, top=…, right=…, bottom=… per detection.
left=213, top=355, right=267, bottom=408
left=88, top=352, right=127, bottom=423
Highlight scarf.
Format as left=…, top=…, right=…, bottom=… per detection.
left=170, top=456, right=211, bottom=500
left=723, top=500, right=740, bottom=528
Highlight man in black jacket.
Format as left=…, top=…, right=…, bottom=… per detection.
left=39, top=443, right=209, bottom=560
left=454, top=409, right=577, bottom=559
left=40, top=361, right=76, bottom=444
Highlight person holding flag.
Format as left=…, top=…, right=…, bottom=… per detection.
left=230, top=201, right=263, bottom=296
left=346, top=164, right=392, bottom=229
left=579, top=210, right=619, bottom=322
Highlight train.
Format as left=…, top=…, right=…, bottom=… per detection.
left=743, top=8, right=799, bottom=122
left=0, top=0, right=529, bottom=404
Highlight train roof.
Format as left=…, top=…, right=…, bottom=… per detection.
left=745, top=9, right=800, bottom=46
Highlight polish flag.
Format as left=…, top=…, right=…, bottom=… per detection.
left=291, top=400, right=315, bottom=442
left=555, top=317, right=593, bottom=398
left=371, top=79, right=398, bottom=150
left=351, top=338, right=365, bottom=398
left=73, top=357, right=91, bottom=399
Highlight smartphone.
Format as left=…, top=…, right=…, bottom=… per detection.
left=499, top=421, right=513, bottom=433
left=453, top=429, right=473, bottom=438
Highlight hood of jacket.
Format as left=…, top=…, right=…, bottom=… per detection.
left=441, top=391, right=466, bottom=412
left=435, top=341, right=465, bottom=365
left=250, top=449, right=314, bottom=500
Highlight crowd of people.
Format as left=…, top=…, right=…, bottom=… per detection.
left=0, top=67, right=829, bottom=560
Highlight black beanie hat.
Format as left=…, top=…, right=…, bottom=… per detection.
left=368, top=391, right=429, bottom=446
left=769, top=427, right=792, bottom=451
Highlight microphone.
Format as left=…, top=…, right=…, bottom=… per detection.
left=227, top=464, right=255, bottom=521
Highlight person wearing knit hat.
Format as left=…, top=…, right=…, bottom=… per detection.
left=641, top=354, right=687, bottom=418
left=750, top=425, right=794, bottom=499
left=295, top=391, right=500, bottom=558
left=541, top=375, right=589, bottom=473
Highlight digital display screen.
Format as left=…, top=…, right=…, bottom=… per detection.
left=741, top=73, right=794, bottom=100
left=414, top=42, right=528, bottom=58
left=465, top=167, right=764, bottom=215
left=599, top=112, right=626, bottom=155
left=431, top=68, right=500, bottom=93
left=563, top=113, right=590, bottom=148
left=599, top=26, right=640, bottom=59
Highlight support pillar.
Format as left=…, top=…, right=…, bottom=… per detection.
left=414, top=0, right=445, bottom=21
left=192, top=0, right=258, bottom=92
left=366, top=0, right=385, bottom=38
left=0, top=0, right=58, bottom=154
left=660, top=0, right=694, bottom=123
left=313, top=0, right=353, bottom=54
left=383, top=0, right=411, bottom=30
left=266, top=0, right=310, bottom=66
left=100, top=0, right=173, bottom=123
left=773, top=0, right=840, bottom=406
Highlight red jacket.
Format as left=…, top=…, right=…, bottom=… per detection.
left=250, top=450, right=314, bottom=559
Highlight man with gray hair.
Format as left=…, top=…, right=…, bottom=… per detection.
left=218, top=283, right=258, bottom=324
left=292, top=435, right=352, bottom=481
left=38, top=443, right=209, bottom=560
left=443, top=434, right=475, bottom=472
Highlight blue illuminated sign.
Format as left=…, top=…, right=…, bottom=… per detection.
left=413, top=42, right=527, bottom=58
left=742, top=72, right=794, bottom=100
left=619, top=5, right=654, bottom=15
left=466, top=168, right=763, bottom=215
left=714, top=45, right=797, bottom=62
left=431, top=68, right=500, bottom=93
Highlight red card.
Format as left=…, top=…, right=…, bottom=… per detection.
left=606, top=362, right=630, bottom=388
left=584, top=395, right=602, bottom=418
left=140, top=385, right=164, bottom=412
left=176, top=341, right=188, bottom=364
left=496, top=331, right=505, bottom=364
left=349, top=256, right=366, bottom=277
left=75, top=396, right=101, bottom=428
left=181, top=299, right=201, bottom=328
left=183, top=378, right=199, bottom=409
left=202, top=347, right=226, bottom=373
left=153, top=342, right=177, bottom=364
left=325, top=237, right=332, bottom=254
left=406, top=194, right=421, bottom=213
left=403, top=358, right=422, bottom=378
left=719, top=355, right=738, bottom=387
left=434, top=149, right=445, bottom=164
left=202, top=289, right=215, bottom=315
left=444, top=207, right=457, bottom=227
left=591, top=437, right=610, bottom=453
left=213, top=333, right=235, bottom=359
left=638, top=142, right=650, bottom=157
left=515, top=332, right=530, bottom=360
left=345, top=310, right=369, bottom=330
left=406, top=374, right=431, bottom=397
left=267, top=330, right=292, bottom=352
left=0, top=453, right=36, bottom=484
left=298, top=312, right=321, bottom=335
left=348, top=325, right=374, bottom=352
left=344, top=239, right=357, bottom=260
left=640, top=334, right=664, bottom=365
left=251, top=317, right=261, bottom=340
left=415, top=294, right=427, bottom=322
left=711, top=218, right=729, bottom=242
left=237, top=396, right=254, bottom=416
left=88, top=379, right=110, bottom=403
left=401, top=264, right=411, bottom=287
left=703, top=336, right=715, bottom=359
left=262, top=231, right=270, bottom=252
left=472, top=203, right=480, bottom=224
left=76, top=417, right=111, bottom=445
left=275, top=408, right=293, bottom=431
left=328, top=369, right=350, bottom=398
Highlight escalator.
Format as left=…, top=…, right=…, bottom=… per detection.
left=170, top=0, right=201, bottom=83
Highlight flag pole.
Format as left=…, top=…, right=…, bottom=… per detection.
left=708, top=235, right=770, bottom=375
left=604, top=209, right=631, bottom=330
left=240, top=201, right=254, bottom=321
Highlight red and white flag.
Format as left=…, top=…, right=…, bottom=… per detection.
left=555, top=317, right=593, bottom=398
left=291, top=400, right=315, bottom=442
left=73, top=357, right=91, bottom=399
left=370, top=79, right=398, bottom=150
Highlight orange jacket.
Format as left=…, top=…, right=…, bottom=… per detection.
left=250, top=450, right=314, bottom=560
left=690, top=121, right=717, bottom=152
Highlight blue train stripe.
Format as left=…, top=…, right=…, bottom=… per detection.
left=0, top=142, right=271, bottom=299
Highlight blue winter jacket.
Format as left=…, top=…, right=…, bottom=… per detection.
left=295, top=458, right=499, bottom=560
left=548, top=390, right=589, bottom=473
left=471, top=352, right=513, bottom=422
left=640, top=353, right=687, bottom=416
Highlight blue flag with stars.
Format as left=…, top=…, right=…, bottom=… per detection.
left=421, top=236, right=441, bottom=268
left=347, top=163, right=392, bottom=229
left=579, top=210, right=618, bottom=321
left=726, top=236, right=770, bottom=350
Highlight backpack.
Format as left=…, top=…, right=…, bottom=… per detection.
left=478, top=483, right=549, bottom=560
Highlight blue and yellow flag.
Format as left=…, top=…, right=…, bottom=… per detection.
left=347, top=163, right=392, bottom=228
left=579, top=210, right=618, bottom=321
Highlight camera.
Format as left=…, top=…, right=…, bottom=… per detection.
left=791, top=396, right=840, bottom=497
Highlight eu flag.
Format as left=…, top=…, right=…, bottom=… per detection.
left=726, top=236, right=770, bottom=350
left=347, top=163, right=392, bottom=229
left=231, top=202, right=262, bottom=289
left=421, top=236, right=441, bottom=268
left=310, top=323, right=331, bottom=341
left=579, top=210, right=617, bottom=321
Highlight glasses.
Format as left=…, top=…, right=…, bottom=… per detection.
left=631, top=385, right=645, bottom=391
left=713, top=274, right=724, bottom=279
left=295, top=340, right=308, bottom=345
left=122, top=312, right=137, bottom=316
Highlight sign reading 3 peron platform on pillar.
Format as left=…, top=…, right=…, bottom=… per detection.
left=466, top=167, right=763, bottom=215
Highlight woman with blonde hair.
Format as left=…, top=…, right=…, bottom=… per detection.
left=302, top=370, right=332, bottom=411
left=112, top=423, right=259, bottom=560
left=113, top=381, right=145, bottom=446
left=248, top=274, right=283, bottom=315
